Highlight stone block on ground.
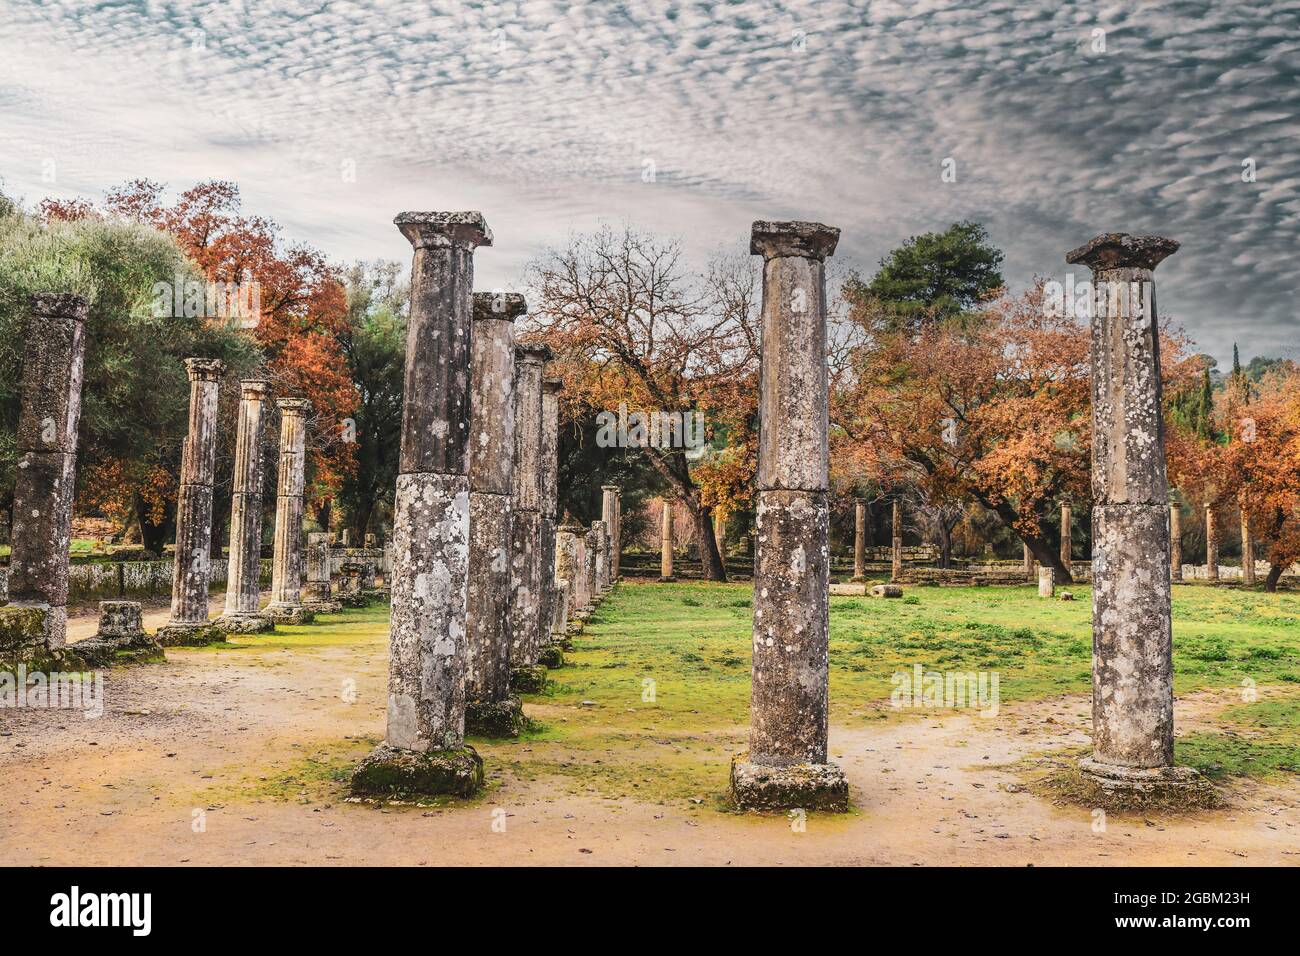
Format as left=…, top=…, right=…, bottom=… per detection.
left=510, top=664, right=548, bottom=694
left=214, top=612, right=275, bottom=635
left=465, top=696, right=527, bottom=739
left=829, top=583, right=866, bottom=596
left=349, top=744, right=484, bottom=799
left=155, top=621, right=225, bottom=647
left=264, top=604, right=316, bottom=625
left=729, top=754, right=849, bottom=812
left=869, top=584, right=903, bottom=598
left=537, top=645, right=565, bottom=668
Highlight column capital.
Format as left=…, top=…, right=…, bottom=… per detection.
left=601, top=484, right=620, bottom=492
left=240, top=379, right=272, bottom=401
left=543, top=377, right=564, bottom=394
left=277, top=396, right=312, bottom=415
left=184, top=357, right=226, bottom=382
left=515, top=342, right=554, bottom=365
left=29, top=292, right=89, bottom=321
left=1066, top=233, right=1178, bottom=272
left=394, top=211, right=493, bottom=250
left=750, top=220, right=840, bottom=261
left=473, top=291, right=527, bottom=322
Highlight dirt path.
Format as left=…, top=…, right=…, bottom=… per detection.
left=3, top=607, right=1298, bottom=866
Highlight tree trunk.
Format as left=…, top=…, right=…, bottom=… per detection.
left=314, top=499, right=332, bottom=535
left=133, top=492, right=172, bottom=557
left=693, top=504, right=727, bottom=582
left=1264, top=563, right=1283, bottom=593
left=937, top=522, right=953, bottom=569
left=977, top=493, right=1075, bottom=584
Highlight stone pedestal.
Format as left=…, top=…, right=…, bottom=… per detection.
left=351, top=211, right=491, bottom=799
left=730, top=220, right=846, bottom=812
left=1067, top=232, right=1208, bottom=799
left=158, top=358, right=226, bottom=646
left=265, top=398, right=315, bottom=624
left=659, top=498, right=676, bottom=582
left=217, top=380, right=275, bottom=635
left=73, top=601, right=164, bottom=666
left=8, top=293, right=88, bottom=650
left=465, top=292, right=525, bottom=738
left=302, top=532, right=342, bottom=613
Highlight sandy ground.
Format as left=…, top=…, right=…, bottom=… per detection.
left=2, top=600, right=1297, bottom=866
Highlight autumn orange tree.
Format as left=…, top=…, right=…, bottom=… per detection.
left=834, top=282, right=1094, bottom=582
left=1168, top=361, right=1300, bottom=591
left=525, top=226, right=759, bottom=581
left=98, top=180, right=358, bottom=543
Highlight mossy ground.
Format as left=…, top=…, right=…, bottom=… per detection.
left=200, top=582, right=1299, bottom=809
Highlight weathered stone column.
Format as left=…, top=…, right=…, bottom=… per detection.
left=1240, top=496, right=1255, bottom=587
left=600, top=485, right=618, bottom=590
left=1038, top=566, right=1055, bottom=598
left=1169, top=501, right=1183, bottom=582
left=591, top=519, right=608, bottom=598
left=659, top=498, right=676, bottom=582
left=1205, top=504, right=1219, bottom=582
left=731, top=220, right=846, bottom=812
left=508, top=343, right=552, bottom=693
left=852, top=499, right=867, bottom=582
left=216, top=380, right=275, bottom=634
left=465, top=291, right=525, bottom=737
left=1067, top=232, right=1206, bottom=796
left=350, top=211, right=491, bottom=798
left=1059, top=501, right=1073, bottom=574
left=265, top=398, right=314, bottom=624
left=157, top=358, right=225, bottom=646
left=890, top=499, right=903, bottom=582
left=7, top=293, right=88, bottom=650
left=613, top=488, right=623, bottom=579
left=570, top=522, right=591, bottom=612
left=581, top=523, right=600, bottom=612
left=536, top=377, right=565, bottom=668
left=552, top=525, right=579, bottom=647
left=302, top=532, right=341, bottom=612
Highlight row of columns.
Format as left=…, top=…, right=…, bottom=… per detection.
left=351, top=211, right=621, bottom=797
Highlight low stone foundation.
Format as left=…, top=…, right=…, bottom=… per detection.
left=214, top=612, right=275, bottom=635
left=350, top=744, right=484, bottom=798
left=1079, top=756, right=1214, bottom=800
left=263, top=603, right=316, bottom=625
left=729, top=753, right=849, bottom=812
left=302, top=598, right=343, bottom=615
left=537, top=645, right=565, bottom=668
left=465, top=695, right=527, bottom=738
left=155, top=621, right=224, bottom=647
left=71, top=601, right=164, bottom=666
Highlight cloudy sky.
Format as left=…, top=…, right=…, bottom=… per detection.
left=2, top=0, right=1297, bottom=366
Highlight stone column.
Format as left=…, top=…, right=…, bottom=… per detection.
left=592, top=519, right=608, bottom=598
left=613, top=488, right=623, bottom=579
left=890, top=499, right=903, bottom=582
left=552, top=525, right=579, bottom=647
left=731, top=220, right=846, bottom=811
left=350, top=211, right=491, bottom=798
left=7, top=293, right=88, bottom=650
left=536, top=378, right=563, bottom=666
left=157, top=358, right=225, bottom=646
left=852, top=499, right=867, bottom=582
left=1038, top=566, right=1055, bottom=598
left=465, top=291, right=524, bottom=737
left=659, top=498, right=675, bottom=581
left=265, top=398, right=313, bottom=624
left=1241, top=497, right=1255, bottom=587
left=302, top=532, right=341, bottom=612
left=570, top=525, right=591, bottom=612
left=1169, top=502, right=1183, bottom=582
left=582, top=523, right=600, bottom=612
left=508, top=343, right=552, bottom=691
left=1067, top=232, right=1206, bottom=796
left=216, top=380, right=274, bottom=634
left=1205, top=505, right=1219, bottom=582
left=1059, top=501, right=1072, bottom=574
left=600, top=485, right=618, bottom=590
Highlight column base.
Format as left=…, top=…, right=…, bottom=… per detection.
left=510, top=664, right=548, bottom=694
left=729, top=753, right=849, bottom=812
left=1079, top=756, right=1214, bottom=800
left=302, top=599, right=344, bottom=615
left=566, top=620, right=585, bottom=638
left=72, top=630, right=165, bottom=667
left=263, top=603, right=316, bottom=625
left=538, top=645, right=565, bottom=668
left=465, top=696, right=527, bottom=738
left=350, top=743, right=484, bottom=798
left=214, top=612, right=276, bottom=635
left=155, top=621, right=225, bottom=647
left=657, top=575, right=677, bottom=583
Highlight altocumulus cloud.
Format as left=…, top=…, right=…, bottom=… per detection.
left=0, top=0, right=1296, bottom=364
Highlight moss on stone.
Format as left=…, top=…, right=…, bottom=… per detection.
left=349, top=743, right=484, bottom=798
left=466, top=696, right=527, bottom=738
left=510, top=664, right=549, bottom=694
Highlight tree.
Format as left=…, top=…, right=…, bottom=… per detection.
left=525, top=226, right=760, bottom=581
left=1, top=190, right=259, bottom=551
left=331, top=261, right=408, bottom=539
left=849, top=220, right=1004, bottom=330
